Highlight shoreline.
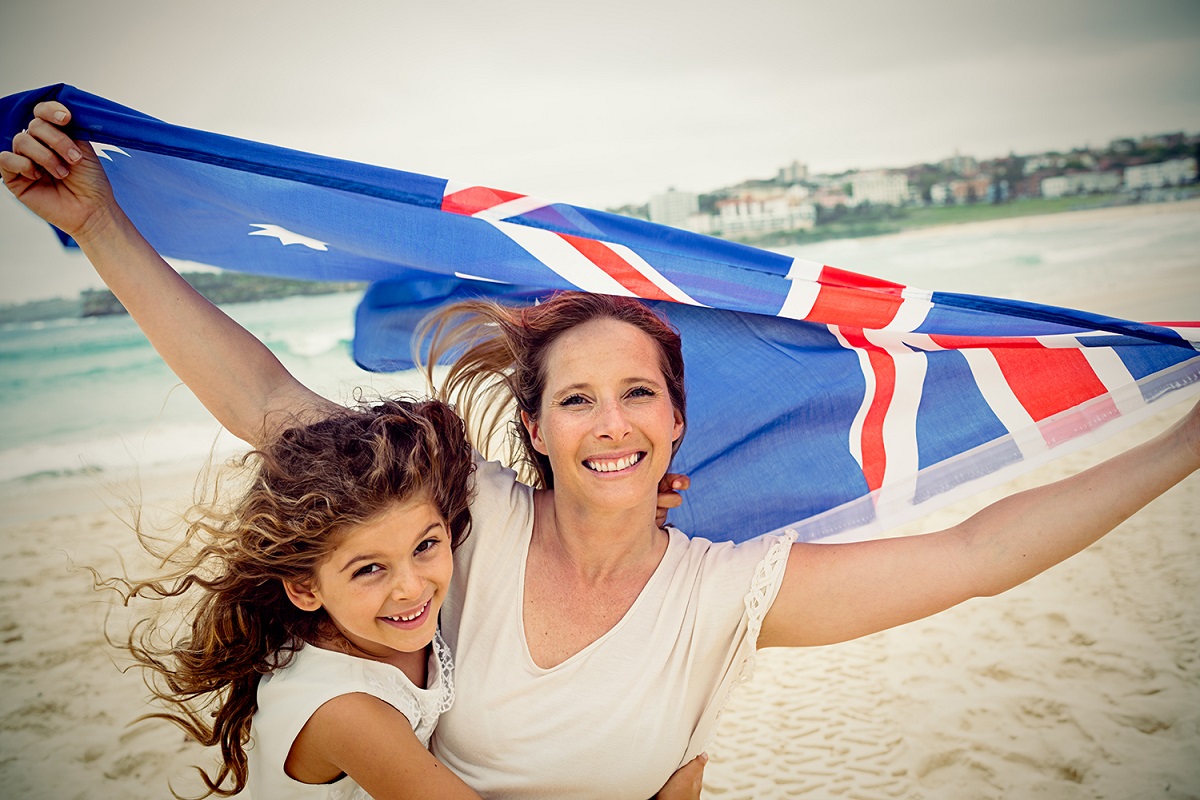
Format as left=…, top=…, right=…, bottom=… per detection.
left=876, top=194, right=1200, bottom=241
left=735, top=192, right=1199, bottom=249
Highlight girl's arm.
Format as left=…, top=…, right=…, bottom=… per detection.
left=1, top=102, right=338, bottom=445
left=289, top=693, right=481, bottom=800
left=759, top=401, right=1200, bottom=648
left=292, top=693, right=709, bottom=799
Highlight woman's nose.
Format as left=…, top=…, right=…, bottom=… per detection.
left=593, top=399, right=632, bottom=439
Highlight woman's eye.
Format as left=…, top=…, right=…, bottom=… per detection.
left=560, top=394, right=588, bottom=406
left=354, top=563, right=383, bottom=578
left=628, top=386, right=656, bottom=398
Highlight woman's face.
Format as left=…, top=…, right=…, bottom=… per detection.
left=522, top=317, right=684, bottom=513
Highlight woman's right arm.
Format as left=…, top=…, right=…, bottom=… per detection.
left=0, top=101, right=339, bottom=445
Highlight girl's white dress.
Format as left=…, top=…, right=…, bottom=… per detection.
left=248, top=631, right=454, bottom=799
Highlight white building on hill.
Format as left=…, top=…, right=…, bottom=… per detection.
left=710, top=193, right=816, bottom=236
left=850, top=171, right=910, bottom=206
left=1040, top=171, right=1122, bottom=197
left=649, top=188, right=700, bottom=229
left=1123, top=158, right=1198, bottom=191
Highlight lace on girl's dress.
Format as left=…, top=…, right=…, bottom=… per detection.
left=328, top=630, right=456, bottom=800
left=433, top=629, right=456, bottom=714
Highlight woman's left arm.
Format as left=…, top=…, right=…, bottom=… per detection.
left=758, top=401, right=1200, bottom=649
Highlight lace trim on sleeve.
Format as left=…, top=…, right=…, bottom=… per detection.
left=736, top=528, right=799, bottom=684
left=358, top=629, right=455, bottom=729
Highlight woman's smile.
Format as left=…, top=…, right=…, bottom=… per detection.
left=583, top=451, right=646, bottom=474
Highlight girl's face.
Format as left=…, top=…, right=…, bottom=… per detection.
left=285, top=497, right=453, bottom=668
left=523, top=317, right=684, bottom=514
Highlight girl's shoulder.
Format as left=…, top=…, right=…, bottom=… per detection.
left=257, top=633, right=453, bottom=745
left=468, top=451, right=535, bottom=529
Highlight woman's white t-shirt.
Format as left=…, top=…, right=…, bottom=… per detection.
left=431, top=456, right=795, bottom=799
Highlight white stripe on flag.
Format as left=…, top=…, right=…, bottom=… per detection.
left=442, top=179, right=470, bottom=198
left=883, top=287, right=934, bottom=332
left=958, top=349, right=1047, bottom=459
left=779, top=257, right=824, bottom=320
left=830, top=325, right=872, bottom=472
left=1077, top=346, right=1144, bottom=416
left=603, top=242, right=706, bottom=306
left=863, top=330, right=926, bottom=509
left=474, top=195, right=553, bottom=220
left=488, top=220, right=635, bottom=296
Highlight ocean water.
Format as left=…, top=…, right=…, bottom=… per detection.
left=0, top=204, right=1196, bottom=490
left=0, top=291, right=424, bottom=486
left=783, top=202, right=1200, bottom=321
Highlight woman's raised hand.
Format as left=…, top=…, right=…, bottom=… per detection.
left=0, top=101, right=116, bottom=242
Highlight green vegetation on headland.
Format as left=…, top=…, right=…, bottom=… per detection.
left=1, top=272, right=365, bottom=325
left=80, top=272, right=365, bottom=317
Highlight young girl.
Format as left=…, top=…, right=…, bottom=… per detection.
left=112, top=397, right=480, bottom=799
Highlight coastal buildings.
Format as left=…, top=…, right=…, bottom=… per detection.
left=707, top=192, right=816, bottom=236
left=1124, top=157, right=1198, bottom=191
left=638, top=130, right=1198, bottom=241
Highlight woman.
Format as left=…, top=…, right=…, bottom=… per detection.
left=413, top=290, right=1200, bottom=796
left=5, top=101, right=1199, bottom=798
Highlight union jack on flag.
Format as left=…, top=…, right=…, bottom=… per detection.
left=4, top=85, right=1197, bottom=542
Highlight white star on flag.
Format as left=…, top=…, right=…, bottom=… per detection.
left=247, top=224, right=329, bottom=251
left=89, top=143, right=129, bottom=161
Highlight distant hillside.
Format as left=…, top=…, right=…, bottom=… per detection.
left=0, top=296, right=84, bottom=324
left=78, top=272, right=365, bottom=317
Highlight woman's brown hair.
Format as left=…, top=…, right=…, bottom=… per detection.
left=102, top=397, right=474, bottom=798
left=417, top=291, right=686, bottom=488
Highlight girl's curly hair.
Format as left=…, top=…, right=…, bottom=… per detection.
left=104, top=397, right=474, bottom=798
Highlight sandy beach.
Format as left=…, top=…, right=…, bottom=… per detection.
left=705, top=403, right=1200, bottom=799
left=0, top=202, right=1197, bottom=798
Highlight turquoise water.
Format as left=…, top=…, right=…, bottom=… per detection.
left=0, top=292, right=424, bottom=484
left=1, top=204, right=1196, bottom=486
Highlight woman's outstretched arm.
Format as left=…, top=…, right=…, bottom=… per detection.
left=759, top=401, right=1200, bottom=649
left=1, top=101, right=339, bottom=445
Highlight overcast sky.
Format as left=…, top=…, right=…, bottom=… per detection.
left=2, top=0, right=1198, bottom=302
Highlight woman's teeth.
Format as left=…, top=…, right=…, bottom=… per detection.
left=585, top=452, right=643, bottom=473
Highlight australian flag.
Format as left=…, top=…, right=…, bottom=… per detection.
left=3, top=84, right=1197, bottom=542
